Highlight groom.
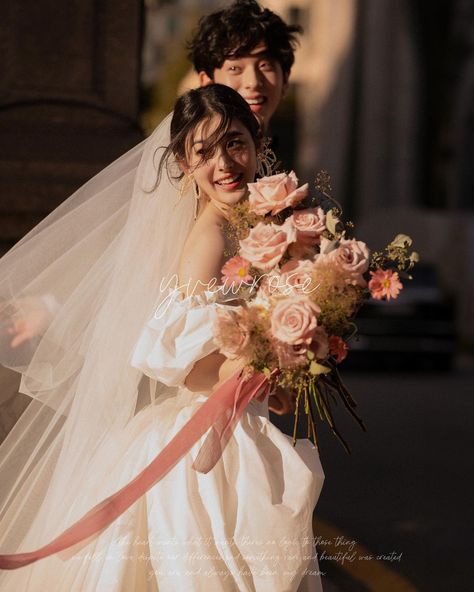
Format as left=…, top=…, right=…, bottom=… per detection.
left=190, top=1, right=302, bottom=416
left=189, top=0, right=301, bottom=132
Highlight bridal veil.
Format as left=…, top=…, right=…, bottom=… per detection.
left=0, top=113, right=196, bottom=561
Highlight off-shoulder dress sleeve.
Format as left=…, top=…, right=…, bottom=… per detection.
left=130, top=289, right=222, bottom=388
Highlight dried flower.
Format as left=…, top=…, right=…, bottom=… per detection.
left=329, top=335, right=348, bottom=363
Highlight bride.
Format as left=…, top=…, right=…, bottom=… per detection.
left=0, top=84, right=325, bottom=591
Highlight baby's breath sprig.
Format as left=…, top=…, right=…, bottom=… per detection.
left=315, top=170, right=332, bottom=196
left=370, top=234, right=420, bottom=278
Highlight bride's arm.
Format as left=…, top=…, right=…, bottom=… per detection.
left=178, top=226, right=295, bottom=414
left=178, top=225, right=231, bottom=391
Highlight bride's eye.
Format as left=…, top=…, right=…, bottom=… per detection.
left=228, top=139, right=245, bottom=151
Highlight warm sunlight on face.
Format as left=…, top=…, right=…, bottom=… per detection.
left=185, top=115, right=257, bottom=210
left=209, top=42, right=287, bottom=130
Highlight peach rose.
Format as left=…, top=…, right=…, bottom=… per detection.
left=239, top=221, right=296, bottom=271
left=327, top=238, right=369, bottom=286
left=248, top=171, right=308, bottom=216
left=270, top=297, right=321, bottom=345
left=279, top=259, right=316, bottom=296
left=214, top=307, right=250, bottom=360
left=290, top=207, right=326, bottom=244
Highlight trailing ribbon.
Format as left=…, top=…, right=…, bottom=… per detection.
left=0, top=369, right=270, bottom=570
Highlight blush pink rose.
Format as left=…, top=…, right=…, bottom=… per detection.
left=239, top=221, right=296, bottom=271
left=279, top=259, right=316, bottom=295
left=214, top=307, right=250, bottom=360
left=248, top=171, right=308, bottom=216
left=327, top=238, right=370, bottom=286
left=270, top=297, right=321, bottom=345
left=290, top=207, right=326, bottom=244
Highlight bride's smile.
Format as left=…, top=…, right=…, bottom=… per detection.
left=184, top=115, right=257, bottom=212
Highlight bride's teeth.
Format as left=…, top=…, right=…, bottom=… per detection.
left=217, top=175, right=239, bottom=185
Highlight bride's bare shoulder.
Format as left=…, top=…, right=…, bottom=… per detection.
left=178, top=220, right=225, bottom=293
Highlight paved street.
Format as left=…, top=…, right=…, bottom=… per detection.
left=272, top=362, right=473, bottom=591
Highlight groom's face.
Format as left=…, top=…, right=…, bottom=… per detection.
left=199, top=42, right=288, bottom=130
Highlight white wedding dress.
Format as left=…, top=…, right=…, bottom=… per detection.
left=1, top=289, right=325, bottom=591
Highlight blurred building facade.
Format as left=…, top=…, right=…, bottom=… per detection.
left=1, top=0, right=472, bottom=349
left=0, top=0, right=144, bottom=254
left=263, top=0, right=473, bottom=347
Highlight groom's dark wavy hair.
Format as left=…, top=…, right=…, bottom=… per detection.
left=188, top=0, right=302, bottom=79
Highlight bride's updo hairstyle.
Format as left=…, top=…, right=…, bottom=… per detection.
left=160, top=84, right=261, bottom=182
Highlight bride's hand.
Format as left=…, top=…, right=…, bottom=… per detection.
left=1, top=296, right=53, bottom=348
left=268, top=386, right=297, bottom=416
left=217, top=355, right=248, bottom=384
left=220, top=361, right=296, bottom=415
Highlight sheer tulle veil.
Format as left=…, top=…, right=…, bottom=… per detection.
left=0, top=113, right=196, bottom=568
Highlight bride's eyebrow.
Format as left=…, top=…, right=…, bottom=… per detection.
left=192, top=131, right=242, bottom=147
left=224, top=131, right=243, bottom=140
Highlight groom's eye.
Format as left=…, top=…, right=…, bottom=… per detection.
left=260, top=60, right=275, bottom=71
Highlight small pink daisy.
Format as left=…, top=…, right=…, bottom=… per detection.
left=221, top=256, right=252, bottom=288
left=368, top=268, right=403, bottom=300
left=328, top=335, right=348, bottom=363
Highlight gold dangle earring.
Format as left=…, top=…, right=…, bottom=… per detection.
left=192, top=178, right=200, bottom=221
left=179, top=173, right=192, bottom=199
left=256, top=136, right=278, bottom=178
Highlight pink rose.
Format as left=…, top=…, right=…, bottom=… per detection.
left=290, top=207, right=326, bottom=244
left=239, top=221, right=296, bottom=271
left=270, top=297, right=321, bottom=345
left=279, top=259, right=316, bottom=296
left=214, top=307, right=250, bottom=360
left=327, top=239, right=369, bottom=286
left=248, top=171, right=308, bottom=216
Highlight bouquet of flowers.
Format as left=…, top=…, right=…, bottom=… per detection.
left=214, top=170, right=419, bottom=453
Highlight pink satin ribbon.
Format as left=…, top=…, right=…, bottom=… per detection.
left=0, top=369, right=270, bottom=570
